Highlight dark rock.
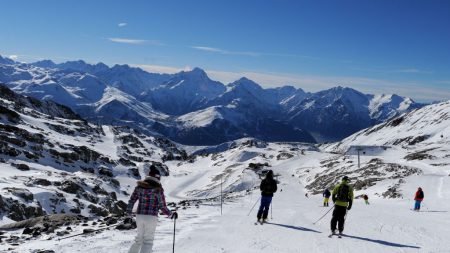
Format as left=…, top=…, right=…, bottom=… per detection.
left=128, top=168, right=141, bottom=179
left=110, top=178, right=120, bottom=187
left=119, top=158, right=136, bottom=167
left=105, top=217, right=118, bottom=225
left=56, top=231, right=66, bottom=236
left=59, top=180, right=83, bottom=194
left=83, top=228, right=95, bottom=234
left=15, top=163, right=30, bottom=171
left=4, top=187, right=34, bottom=202
left=98, top=167, right=113, bottom=177
left=109, top=192, right=117, bottom=201
left=81, top=167, right=95, bottom=174
left=79, top=192, right=99, bottom=204
left=32, top=229, right=42, bottom=237
left=33, top=178, right=52, bottom=186
left=116, top=223, right=136, bottom=230
left=22, top=227, right=34, bottom=235
left=93, top=185, right=108, bottom=195
left=276, top=152, right=294, bottom=160
left=88, top=204, right=109, bottom=217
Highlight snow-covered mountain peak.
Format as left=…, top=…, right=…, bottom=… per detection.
left=0, top=55, right=16, bottom=65
left=174, top=67, right=211, bottom=83
left=227, top=77, right=263, bottom=93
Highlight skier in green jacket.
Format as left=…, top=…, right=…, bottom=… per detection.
left=330, top=176, right=354, bottom=236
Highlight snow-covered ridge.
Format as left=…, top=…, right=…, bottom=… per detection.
left=0, top=55, right=423, bottom=145
left=0, top=84, right=187, bottom=222
left=326, top=100, right=450, bottom=153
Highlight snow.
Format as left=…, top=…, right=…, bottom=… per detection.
left=1, top=67, right=450, bottom=252
left=177, top=106, right=223, bottom=128
left=327, top=100, right=450, bottom=152
left=3, top=143, right=449, bottom=252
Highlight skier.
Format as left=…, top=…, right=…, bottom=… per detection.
left=330, top=176, right=354, bottom=236
left=127, top=165, right=178, bottom=253
left=413, top=187, right=424, bottom=211
left=323, top=188, right=331, bottom=207
left=257, top=170, right=277, bottom=223
left=363, top=194, right=369, bottom=205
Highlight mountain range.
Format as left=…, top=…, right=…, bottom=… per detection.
left=0, top=55, right=423, bottom=145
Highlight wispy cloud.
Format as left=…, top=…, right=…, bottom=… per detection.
left=349, top=66, right=434, bottom=75
left=118, top=22, right=127, bottom=27
left=394, top=68, right=433, bottom=74
left=191, top=45, right=317, bottom=59
left=107, top=37, right=163, bottom=45
left=191, top=46, right=261, bottom=57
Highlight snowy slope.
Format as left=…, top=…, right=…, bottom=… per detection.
left=0, top=85, right=187, bottom=224
left=327, top=100, right=450, bottom=152
left=2, top=132, right=449, bottom=252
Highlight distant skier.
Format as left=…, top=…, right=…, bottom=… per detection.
left=323, top=188, right=331, bottom=207
left=413, top=187, right=424, bottom=211
left=127, top=165, right=178, bottom=253
left=257, top=170, right=277, bottom=223
left=330, top=176, right=354, bottom=236
left=363, top=194, right=369, bottom=205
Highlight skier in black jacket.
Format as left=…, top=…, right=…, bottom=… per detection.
left=257, top=170, right=277, bottom=223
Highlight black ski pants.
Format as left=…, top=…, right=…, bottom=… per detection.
left=330, top=205, right=347, bottom=232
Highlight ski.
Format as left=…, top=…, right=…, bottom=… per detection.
left=328, top=233, right=343, bottom=238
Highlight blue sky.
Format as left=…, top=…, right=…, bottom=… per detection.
left=1, top=0, right=449, bottom=102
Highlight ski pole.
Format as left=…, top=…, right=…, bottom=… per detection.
left=313, top=204, right=334, bottom=225
left=247, top=196, right=261, bottom=216
left=172, top=217, right=176, bottom=253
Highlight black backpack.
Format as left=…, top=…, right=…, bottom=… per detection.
left=336, top=184, right=350, bottom=202
left=262, top=179, right=276, bottom=193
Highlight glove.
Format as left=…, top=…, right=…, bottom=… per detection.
left=332, top=196, right=336, bottom=203
left=171, top=212, right=178, bottom=220
left=347, top=203, right=352, bottom=210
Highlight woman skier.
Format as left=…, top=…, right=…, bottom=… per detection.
left=127, top=165, right=178, bottom=253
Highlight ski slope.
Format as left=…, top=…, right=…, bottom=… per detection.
left=4, top=156, right=449, bottom=253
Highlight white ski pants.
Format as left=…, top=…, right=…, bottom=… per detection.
left=128, top=214, right=158, bottom=253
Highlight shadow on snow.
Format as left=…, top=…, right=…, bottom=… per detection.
left=342, top=234, right=420, bottom=249
left=265, top=222, right=321, bottom=233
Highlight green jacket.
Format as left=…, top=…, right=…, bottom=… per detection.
left=332, top=180, right=354, bottom=207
